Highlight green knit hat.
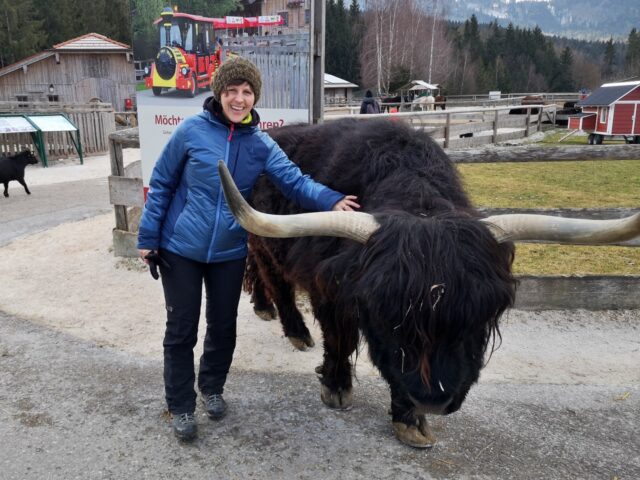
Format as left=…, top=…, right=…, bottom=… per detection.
left=211, top=57, right=262, bottom=105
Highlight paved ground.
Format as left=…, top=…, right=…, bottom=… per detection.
left=1, top=313, right=638, bottom=480
left=0, top=178, right=111, bottom=247
left=1, top=170, right=639, bottom=479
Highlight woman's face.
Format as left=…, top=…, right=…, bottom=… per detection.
left=221, top=81, right=255, bottom=123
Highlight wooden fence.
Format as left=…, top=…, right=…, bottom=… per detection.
left=326, top=105, right=557, bottom=149
left=0, top=101, right=115, bottom=157
left=222, top=34, right=309, bottom=109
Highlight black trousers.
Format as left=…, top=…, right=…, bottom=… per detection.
left=158, top=249, right=246, bottom=414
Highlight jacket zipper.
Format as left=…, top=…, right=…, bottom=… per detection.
left=208, top=124, right=233, bottom=261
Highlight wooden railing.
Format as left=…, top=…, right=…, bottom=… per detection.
left=326, top=105, right=558, bottom=149
left=108, top=127, right=143, bottom=257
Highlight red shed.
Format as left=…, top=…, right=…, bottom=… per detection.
left=567, top=80, right=640, bottom=144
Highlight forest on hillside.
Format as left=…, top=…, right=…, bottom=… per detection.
left=2, top=0, right=639, bottom=96
left=328, top=0, right=640, bottom=95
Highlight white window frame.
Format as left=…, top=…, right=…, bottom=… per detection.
left=600, top=107, right=608, bottom=124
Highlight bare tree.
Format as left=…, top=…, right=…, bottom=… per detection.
left=359, top=0, right=455, bottom=93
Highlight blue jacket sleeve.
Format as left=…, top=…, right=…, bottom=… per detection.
left=262, top=133, right=343, bottom=212
left=137, top=125, right=188, bottom=249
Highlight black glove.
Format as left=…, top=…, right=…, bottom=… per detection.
left=144, top=250, right=170, bottom=280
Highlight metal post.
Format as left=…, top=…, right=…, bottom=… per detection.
left=444, top=113, right=451, bottom=148
left=310, top=0, right=325, bottom=124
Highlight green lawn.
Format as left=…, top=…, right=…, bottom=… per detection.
left=458, top=160, right=640, bottom=275
left=458, top=160, right=640, bottom=208
left=538, top=130, right=627, bottom=146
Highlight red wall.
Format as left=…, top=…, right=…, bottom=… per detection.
left=620, top=86, right=640, bottom=101
left=582, top=115, right=596, bottom=130
left=612, top=104, right=634, bottom=134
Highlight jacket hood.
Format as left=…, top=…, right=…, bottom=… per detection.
left=203, top=95, right=260, bottom=129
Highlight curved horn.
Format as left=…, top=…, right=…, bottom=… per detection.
left=482, top=213, right=640, bottom=244
left=218, top=161, right=380, bottom=243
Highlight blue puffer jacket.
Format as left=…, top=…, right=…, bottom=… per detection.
left=138, top=99, right=343, bottom=263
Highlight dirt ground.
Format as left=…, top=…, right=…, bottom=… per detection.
left=0, top=210, right=638, bottom=386
left=0, top=149, right=638, bottom=478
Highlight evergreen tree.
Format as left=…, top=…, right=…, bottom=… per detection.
left=345, top=0, right=363, bottom=84
left=602, top=37, right=615, bottom=79
left=325, top=0, right=355, bottom=83
left=32, top=0, right=77, bottom=46
left=463, top=14, right=481, bottom=58
left=626, top=28, right=640, bottom=77
left=555, top=46, right=575, bottom=91
left=0, top=0, right=46, bottom=67
left=131, top=0, right=166, bottom=60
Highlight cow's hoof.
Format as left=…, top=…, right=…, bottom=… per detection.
left=288, top=334, right=315, bottom=351
left=253, top=306, right=277, bottom=321
left=320, top=384, right=353, bottom=410
left=392, top=417, right=436, bottom=449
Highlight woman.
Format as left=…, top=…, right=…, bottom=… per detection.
left=137, top=57, right=359, bottom=442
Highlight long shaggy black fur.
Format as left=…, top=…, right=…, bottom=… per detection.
left=247, top=118, right=516, bottom=422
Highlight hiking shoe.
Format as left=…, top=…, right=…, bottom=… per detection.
left=202, top=393, right=227, bottom=419
left=171, top=412, right=197, bottom=441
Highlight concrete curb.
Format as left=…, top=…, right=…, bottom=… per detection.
left=514, top=275, right=640, bottom=310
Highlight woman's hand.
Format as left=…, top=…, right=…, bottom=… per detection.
left=332, top=195, right=360, bottom=211
left=139, top=249, right=152, bottom=265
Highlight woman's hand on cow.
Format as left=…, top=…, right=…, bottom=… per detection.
left=139, top=249, right=152, bottom=265
left=332, top=195, right=360, bottom=211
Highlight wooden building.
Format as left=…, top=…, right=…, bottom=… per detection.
left=568, top=80, right=640, bottom=144
left=324, top=73, right=358, bottom=105
left=0, top=33, right=136, bottom=111
left=238, top=0, right=311, bottom=34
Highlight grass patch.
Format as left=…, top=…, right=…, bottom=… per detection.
left=538, top=130, right=628, bottom=146
left=458, top=160, right=640, bottom=208
left=136, top=82, right=148, bottom=91
left=458, top=160, right=640, bottom=275
left=513, top=244, right=640, bottom=275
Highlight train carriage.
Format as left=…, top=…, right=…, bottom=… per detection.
left=144, top=8, right=282, bottom=98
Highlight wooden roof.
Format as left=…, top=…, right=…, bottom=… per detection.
left=52, top=33, right=130, bottom=50
left=324, top=73, right=358, bottom=89
left=578, top=81, right=640, bottom=107
left=0, top=33, right=130, bottom=78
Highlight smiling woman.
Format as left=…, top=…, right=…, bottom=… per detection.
left=136, top=56, right=358, bottom=442
left=220, top=82, right=255, bottom=124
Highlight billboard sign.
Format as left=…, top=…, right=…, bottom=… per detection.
left=132, top=3, right=312, bottom=187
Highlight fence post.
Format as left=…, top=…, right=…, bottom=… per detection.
left=537, top=107, right=544, bottom=132
left=109, top=138, right=128, bottom=232
left=525, top=108, right=531, bottom=137
left=493, top=110, right=499, bottom=143
left=444, top=113, right=451, bottom=148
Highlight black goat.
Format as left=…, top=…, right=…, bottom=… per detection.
left=0, top=150, right=39, bottom=197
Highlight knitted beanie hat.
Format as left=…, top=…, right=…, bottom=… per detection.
left=210, top=57, right=262, bottom=105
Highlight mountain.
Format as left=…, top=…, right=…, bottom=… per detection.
left=444, top=0, right=638, bottom=40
